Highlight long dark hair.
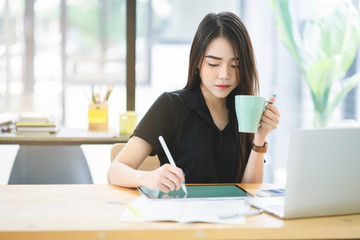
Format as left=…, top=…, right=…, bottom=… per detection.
left=184, top=12, right=259, bottom=182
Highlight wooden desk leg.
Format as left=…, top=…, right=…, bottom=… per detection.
left=8, top=145, right=93, bottom=184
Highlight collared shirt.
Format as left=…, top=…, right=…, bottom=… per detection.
left=132, top=86, right=238, bottom=183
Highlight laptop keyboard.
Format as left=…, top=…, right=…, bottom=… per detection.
left=267, top=204, right=284, bottom=213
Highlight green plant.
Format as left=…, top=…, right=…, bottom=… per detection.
left=271, top=0, right=360, bottom=127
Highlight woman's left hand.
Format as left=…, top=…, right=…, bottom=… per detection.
left=257, top=95, right=280, bottom=138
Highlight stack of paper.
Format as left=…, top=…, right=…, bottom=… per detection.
left=15, top=112, right=61, bottom=133
left=120, top=195, right=252, bottom=224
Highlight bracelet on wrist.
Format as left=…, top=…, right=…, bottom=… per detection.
left=252, top=141, right=268, bottom=153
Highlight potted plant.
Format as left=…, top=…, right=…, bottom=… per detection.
left=271, top=0, right=360, bottom=127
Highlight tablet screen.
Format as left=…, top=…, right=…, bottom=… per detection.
left=138, top=184, right=253, bottom=200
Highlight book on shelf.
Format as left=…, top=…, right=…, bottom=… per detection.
left=16, top=124, right=61, bottom=133
left=19, top=111, right=54, bottom=121
left=15, top=130, right=54, bottom=135
left=15, top=118, right=60, bottom=127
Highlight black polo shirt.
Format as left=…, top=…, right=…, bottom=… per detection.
left=132, top=86, right=238, bottom=183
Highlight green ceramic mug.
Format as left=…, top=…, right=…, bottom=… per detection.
left=235, top=95, right=273, bottom=133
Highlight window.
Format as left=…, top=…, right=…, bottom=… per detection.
left=135, top=0, right=241, bottom=117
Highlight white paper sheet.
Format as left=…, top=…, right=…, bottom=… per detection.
left=120, top=195, right=254, bottom=224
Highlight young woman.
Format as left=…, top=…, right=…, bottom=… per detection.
left=107, top=12, right=280, bottom=193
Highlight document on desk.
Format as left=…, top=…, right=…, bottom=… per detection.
left=120, top=195, right=254, bottom=224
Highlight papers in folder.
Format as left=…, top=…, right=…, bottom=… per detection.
left=120, top=195, right=251, bottom=224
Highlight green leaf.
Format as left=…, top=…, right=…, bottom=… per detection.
left=305, top=59, right=335, bottom=96
left=302, top=20, right=331, bottom=69
left=270, top=0, right=304, bottom=72
left=327, top=72, right=360, bottom=114
left=320, top=0, right=360, bottom=79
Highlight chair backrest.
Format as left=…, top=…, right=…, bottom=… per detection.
left=111, top=143, right=160, bottom=171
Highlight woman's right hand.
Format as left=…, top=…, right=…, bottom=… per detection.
left=141, top=164, right=185, bottom=193
left=108, top=136, right=185, bottom=192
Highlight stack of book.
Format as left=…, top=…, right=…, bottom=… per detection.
left=15, top=112, right=61, bottom=134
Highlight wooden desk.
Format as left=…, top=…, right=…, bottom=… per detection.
left=0, top=128, right=129, bottom=184
left=0, top=184, right=359, bottom=240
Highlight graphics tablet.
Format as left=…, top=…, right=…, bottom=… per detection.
left=138, top=184, right=253, bottom=200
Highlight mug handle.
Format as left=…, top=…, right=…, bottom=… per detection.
left=263, top=100, right=274, bottom=111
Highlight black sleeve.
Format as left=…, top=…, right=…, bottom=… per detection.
left=132, top=92, right=177, bottom=156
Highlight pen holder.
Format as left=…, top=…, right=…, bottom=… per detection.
left=88, top=103, right=108, bottom=131
left=119, top=111, right=138, bottom=135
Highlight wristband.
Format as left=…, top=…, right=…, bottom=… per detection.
left=252, top=141, right=268, bottom=153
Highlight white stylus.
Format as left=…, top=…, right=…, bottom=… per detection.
left=158, top=136, right=188, bottom=195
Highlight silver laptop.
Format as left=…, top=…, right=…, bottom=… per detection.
left=246, top=127, right=360, bottom=219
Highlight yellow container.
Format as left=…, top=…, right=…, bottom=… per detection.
left=88, top=103, right=108, bottom=131
left=119, top=111, right=138, bottom=135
